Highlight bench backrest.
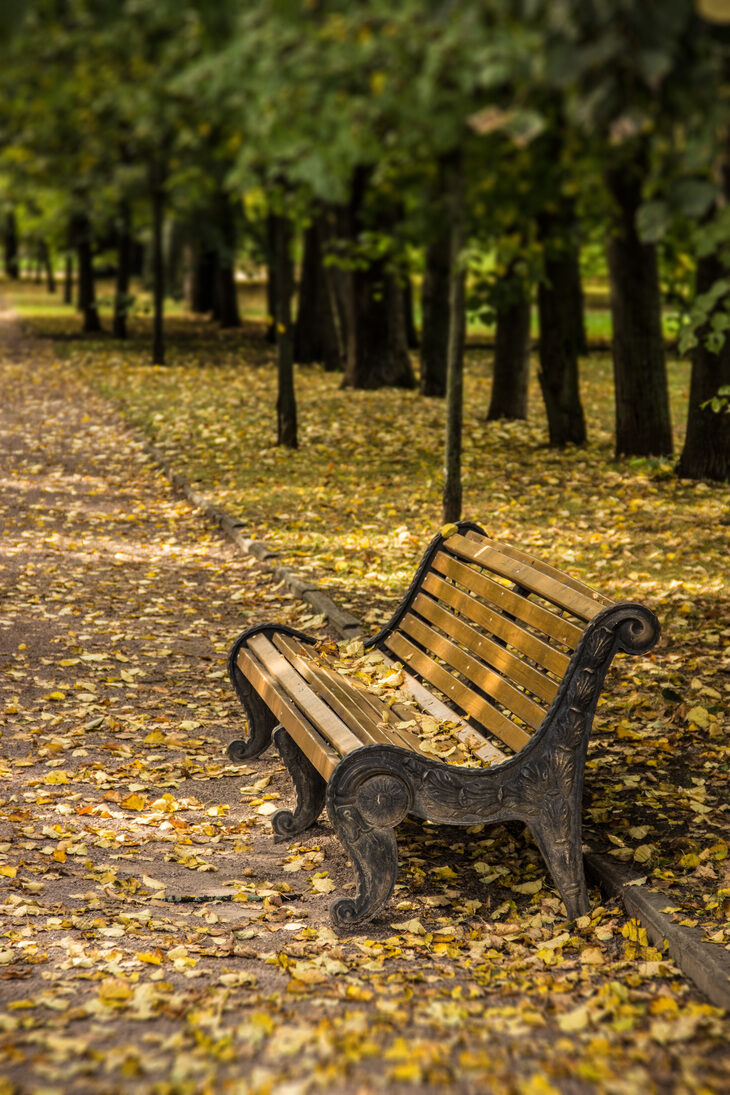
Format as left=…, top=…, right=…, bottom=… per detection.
left=376, top=526, right=615, bottom=755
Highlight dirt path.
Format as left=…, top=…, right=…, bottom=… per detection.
left=1, top=307, right=728, bottom=1094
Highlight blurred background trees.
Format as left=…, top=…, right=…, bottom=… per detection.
left=1, top=0, right=730, bottom=488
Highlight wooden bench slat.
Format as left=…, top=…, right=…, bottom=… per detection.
left=421, top=571, right=570, bottom=680
left=412, top=590, right=558, bottom=707
left=433, top=551, right=583, bottom=649
left=380, top=652, right=508, bottom=766
left=274, top=635, right=386, bottom=746
left=399, top=612, right=546, bottom=731
left=464, top=529, right=614, bottom=607
left=384, top=631, right=531, bottom=753
left=274, top=635, right=406, bottom=750
left=235, top=645, right=338, bottom=779
left=447, top=533, right=604, bottom=621
left=246, top=634, right=363, bottom=756
left=277, top=636, right=432, bottom=755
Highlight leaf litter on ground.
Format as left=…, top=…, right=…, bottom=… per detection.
left=0, top=284, right=728, bottom=1093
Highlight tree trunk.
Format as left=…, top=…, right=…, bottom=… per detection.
left=294, top=221, right=324, bottom=364
left=74, top=213, right=101, bottom=333
left=606, top=153, right=672, bottom=457
left=216, top=193, right=241, bottom=328
left=273, top=214, right=297, bottom=448
left=318, top=205, right=347, bottom=371
left=150, top=169, right=165, bottom=365
left=420, top=230, right=451, bottom=397
left=165, top=218, right=186, bottom=301
left=265, top=213, right=277, bottom=344
left=63, top=253, right=73, bottom=304
left=488, top=284, right=531, bottom=421
left=341, top=170, right=415, bottom=390
left=4, top=212, right=19, bottom=279
left=189, top=245, right=218, bottom=314
left=403, top=276, right=419, bottom=350
left=442, top=153, right=466, bottom=524
left=537, top=230, right=587, bottom=446
left=294, top=217, right=342, bottom=369
left=40, top=240, right=55, bottom=293
left=113, top=200, right=132, bottom=339
left=677, top=255, right=730, bottom=481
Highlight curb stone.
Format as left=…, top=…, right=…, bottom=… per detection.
left=147, top=437, right=729, bottom=1012
left=586, top=852, right=730, bottom=1011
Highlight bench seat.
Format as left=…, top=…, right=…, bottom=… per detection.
left=227, top=522, right=660, bottom=929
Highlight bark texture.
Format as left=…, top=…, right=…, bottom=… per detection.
left=265, top=213, right=277, bottom=345
left=273, top=214, right=298, bottom=448
left=606, top=152, right=672, bottom=457
left=677, top=251, right=730, bottom=481
left=113, top=201, right=132, bottom=340
left=189, top=247, right=218, bottom=315
left=63, top=254, right=73, bottom=305
left=537, top=232, right=587, bottom=446
left=40, top=240, right=55, bottom=293
left=150, top=169, right=165, bottom=365
left=3, top=212, right=19, bottom=280
left=442, top=154, right=466, bottom=524
left=420, top=230, right=451, bottom=397
left=294, top=218, right=341, bottom=369
left=488, top=286, right=531, bottom=421
left=341, top=169, right=415, bottom=390
left=215, top=194, right=240, bottom=328
left=74, top=213, right=101, bottom=334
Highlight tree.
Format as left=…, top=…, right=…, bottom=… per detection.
left=443, top=152, right=466, bottom=522
left=605, top=146, right=673, bottom=457
left=3, top=210, right=19, bottom=279
left=272, top=211, right=297, bottom=448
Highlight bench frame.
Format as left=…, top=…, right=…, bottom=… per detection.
left=228, top=522, right=660, bottom=929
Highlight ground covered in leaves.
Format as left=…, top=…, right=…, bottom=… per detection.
left=1, top=286, right=729, bottom=1093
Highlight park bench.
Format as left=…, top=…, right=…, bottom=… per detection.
left=227, top=522, right=660, bottom=929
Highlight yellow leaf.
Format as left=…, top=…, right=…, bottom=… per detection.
left=45, top=691, right=66, bottom=702
left=141, top=874, right=166, bottom=890
left=137, top=951, right=163, bottom=966
left=512, top=879, right=543, bottom=895
left=390, top=917, right=427, bottom=935
left=98, top=979, right=134, bottom=1002
left=557, top=1006, right=591, bottom=1033
left=310, top=875, right=336, bottom=893
left=45, top=770, right=70, bottom=785
left=580, top=946, right=604, bottom=965
left=121, top=794, right=147, bottom=810
left=0, top=866, right=17, bottom=878
left=687, top=706, right=709, bottom=728
left=390, top=1062, right=422, bottom=1082
left=432, top=866, right=458, bottom=881
left=520, top=1076, right=564, bottom=1095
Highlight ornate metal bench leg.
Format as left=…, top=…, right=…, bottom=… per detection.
left=530, top=804, right=589, bottom=920
left=227, top=659, right=277, bottom=761
left=327, top=761, right=413, bottom=931
left=271, top=726, right=327, bottom=839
